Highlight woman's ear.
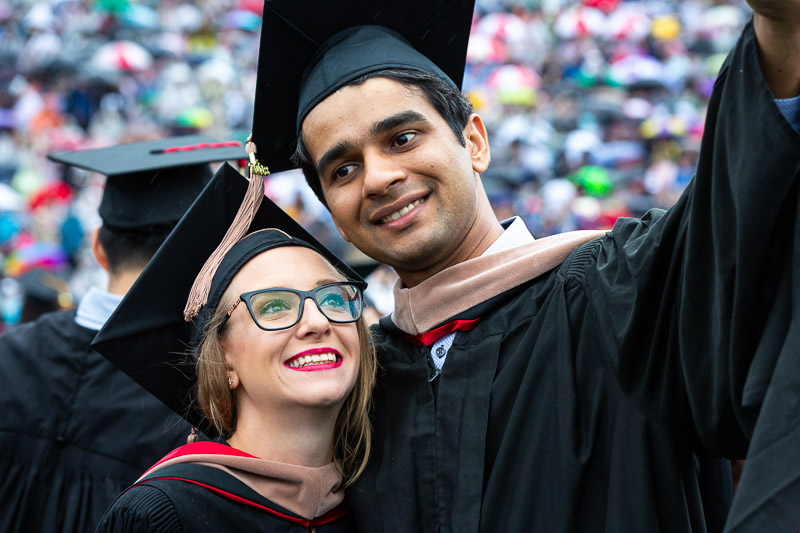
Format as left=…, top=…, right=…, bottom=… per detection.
left=219, top=325, right=236, bottom=388
left=227, top=371, right=238, bottom=390
left=463, top=113, right=491, bottom=174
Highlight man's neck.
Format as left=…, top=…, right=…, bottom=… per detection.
left=106, top=269, right=141, bottom=295
left=397, top=196, right=504, bottom=288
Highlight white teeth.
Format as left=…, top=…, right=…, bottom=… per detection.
left=287, top=353, right=338, bottom=368
left=381, top=199, right=422, bottom=224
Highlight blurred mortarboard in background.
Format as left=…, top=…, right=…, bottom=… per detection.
left=48, top=135, right=247, bottom=232
left=19, top=267, right=73, bottom=309
left=92, top=164, right=363, bottom=435
left=249, top=0, right=475, bottom=174
left=18, top=267, right=73, bottom=323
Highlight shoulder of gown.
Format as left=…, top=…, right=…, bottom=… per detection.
left=96, top=483, right=182, bottom=533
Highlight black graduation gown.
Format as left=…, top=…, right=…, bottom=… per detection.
left=0, top=309, right=190, bottom=533
left=96, top=463, right=356, bottom=532
left=348, top=22, right=800, bottom=533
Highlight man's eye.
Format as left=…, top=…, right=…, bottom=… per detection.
left=393, top=132, right=415, bottom=147
left=333, top=164, right=356, bottom=180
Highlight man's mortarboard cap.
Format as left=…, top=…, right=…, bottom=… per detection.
left=249, top=0, right=475, bottom=174
left=92, top=164, right=363, bottom=435
left=49, top=135, right=247, bottom=232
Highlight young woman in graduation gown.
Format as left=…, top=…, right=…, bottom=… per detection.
left=92, top=163, right=376, bottom=532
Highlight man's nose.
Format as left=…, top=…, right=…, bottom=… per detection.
left=362, top=151, right=406, bottom=199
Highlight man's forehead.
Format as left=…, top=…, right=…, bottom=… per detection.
left=304, top=77, right=431, bottom=133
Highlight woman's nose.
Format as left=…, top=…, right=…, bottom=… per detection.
left=294, top=297, right=332, bottom=337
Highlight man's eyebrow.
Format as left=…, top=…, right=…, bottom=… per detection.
left=315, top=110, right=430, bottom=176
left=316, top=140, right=355, bottom=177
left=370, top=110, right=428, bottom=137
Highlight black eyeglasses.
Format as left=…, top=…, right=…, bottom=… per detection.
left=225, top=281, right=366, bottom=331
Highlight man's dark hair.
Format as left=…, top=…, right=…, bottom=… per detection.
left=97, top=225, right=171, bottom=275
left=292, top=68, right=474, bottom=206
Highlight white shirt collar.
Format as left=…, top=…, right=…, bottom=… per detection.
left=74, top=287, right=124, bottom=331
left=483, top=216, right=535, bottom=256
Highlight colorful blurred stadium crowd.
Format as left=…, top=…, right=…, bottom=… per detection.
left=0, top=0, right=750, bottom=325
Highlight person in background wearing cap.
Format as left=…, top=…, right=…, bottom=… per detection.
left=245, top=1, right=800, bottom=531
left=91, top=164, right=375, bottom=532
left=0, top=135, right=246, bottom=533
left=18, top=268, right=73, bottom=323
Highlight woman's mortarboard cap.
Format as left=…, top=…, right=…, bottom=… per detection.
left=92, top=164, right=362, bottom=435
left=249, top=0, right=475, bottom=174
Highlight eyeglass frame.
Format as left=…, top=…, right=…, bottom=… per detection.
left=223, top=281, right=367, bottom=331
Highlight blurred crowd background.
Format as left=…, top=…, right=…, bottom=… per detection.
left=0, top=0, right=750, bottom=326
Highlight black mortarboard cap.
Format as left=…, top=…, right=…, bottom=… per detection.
left=250, top=0, right=475, bottom=173
left=19, top=268, right=73, bottom=308
left=92, top=164, right=363, bottom=434
left=49, top=135, right=247, bottom=232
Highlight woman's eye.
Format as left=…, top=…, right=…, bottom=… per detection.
left=393, top=132, right=415, bottom=147
left=258, top=299, right=292, bottom=317
left=319, top=293, right=346, bottom=310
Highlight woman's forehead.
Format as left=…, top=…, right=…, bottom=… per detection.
left=229, top=246, right=341, bottom=291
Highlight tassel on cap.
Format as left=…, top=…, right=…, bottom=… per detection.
left=183, top=135, right=269, bottom=322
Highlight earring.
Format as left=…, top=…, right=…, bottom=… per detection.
left=228, top=376, right=233, bottom=387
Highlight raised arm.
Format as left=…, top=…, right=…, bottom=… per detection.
left=747, top=0, right=800, bottom=97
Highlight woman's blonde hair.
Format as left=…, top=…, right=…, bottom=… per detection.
left=194, top=262, right=376, bottom=486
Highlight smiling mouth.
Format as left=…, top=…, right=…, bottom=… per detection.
left=285, top=352, right=340, bottom=369
left=380, top=199, right=423, bottom=224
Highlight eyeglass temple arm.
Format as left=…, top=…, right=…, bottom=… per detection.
left=227, top=297, right=243, bottom=317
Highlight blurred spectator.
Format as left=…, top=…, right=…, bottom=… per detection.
left=18, top=266, right=72, bottom=322
left=0, top=0, right=752, bottom=324
left=0, top=136, right=244, bottom=532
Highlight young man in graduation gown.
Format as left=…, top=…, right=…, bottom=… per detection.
left=245, top=1, right=800, bottom=531
left=0, top=136, right=246, bottom=533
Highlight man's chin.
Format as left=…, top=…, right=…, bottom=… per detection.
left=382, top=249, right=451, bottom=277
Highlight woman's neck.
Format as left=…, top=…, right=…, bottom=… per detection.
left=227, top=405, right=339, bottom=468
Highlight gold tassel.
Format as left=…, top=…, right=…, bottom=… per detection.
left=247, top=138, right=270, bottom=176
left=183, top=135, right=269, bottom=321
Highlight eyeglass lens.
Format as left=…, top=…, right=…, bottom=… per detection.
left=247, top=284, right=362, bottom=330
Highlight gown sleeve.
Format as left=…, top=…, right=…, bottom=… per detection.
left=95, top=485, right=183, bottom=533
left=576, top=20, right=800, bottom=459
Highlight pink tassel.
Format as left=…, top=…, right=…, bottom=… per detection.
left=183, top=136, right=269, bottom=321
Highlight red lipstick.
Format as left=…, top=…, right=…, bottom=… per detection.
left=284, top=347, right=342, bottom=372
